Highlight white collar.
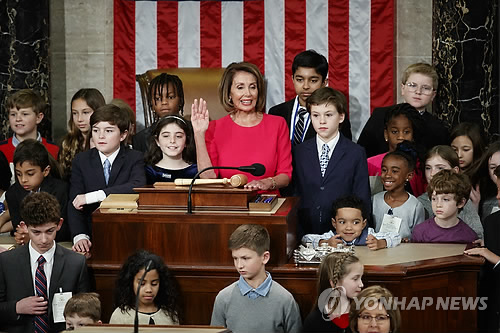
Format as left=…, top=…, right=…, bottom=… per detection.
left=29, top=240, right=56, bottom=266
left=98, top=147, right=120, bottom=166
left=316, top=132, right=340, bottom=159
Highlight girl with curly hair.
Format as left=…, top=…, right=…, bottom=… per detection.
left=109, top=250, right=181, bottom=325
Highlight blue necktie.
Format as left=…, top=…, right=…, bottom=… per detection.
left=103, top=159, right=111, bottom=185
left=34, top=256, right=49, bottom=333
left=320, top=144, right=330, bottom=177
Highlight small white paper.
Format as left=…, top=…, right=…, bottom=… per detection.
left=379, top=214, right=402, bottom=234
left=52, top=290, right=72, bottom=323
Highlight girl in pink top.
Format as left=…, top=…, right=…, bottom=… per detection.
left=191, top=62, right=292, bottom=194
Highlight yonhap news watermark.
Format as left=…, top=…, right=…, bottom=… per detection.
left=317, top=287, right=488, bottom=320
left=352, top=296, right=488, bottom=311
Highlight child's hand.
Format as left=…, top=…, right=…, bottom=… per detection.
left=469, top=184, right=481, bottom=210
left=14, top=222, right=28, bottom=245
left=72, top=194, right=87, bottom=210
left=326, top=235, right=343, bottom=248
left=191, top=98, right=209, bottom=134
left=366, top=235, right=387, bottom=251
left=473, top=238, right=484, bottom=247
left=464, top=247, right=500, bottom=265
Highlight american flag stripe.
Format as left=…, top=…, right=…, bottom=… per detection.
left=113, top=0, right=395, bottom=139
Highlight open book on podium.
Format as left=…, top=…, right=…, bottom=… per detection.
left=63, top=324, right=230, bottom=332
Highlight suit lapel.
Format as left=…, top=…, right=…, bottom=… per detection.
left=108, top=147, right=126, bottom=186
left=49, top=245, right=64, bottom=298
left=90, top=148, right=107, bottom=187
left=284, top=99, right=295, bottom=128
left=19, top=245, right=35, bottom=296
left=305, top=138, right=322, bottom=179
left=322, top=135, right=347, bottom=183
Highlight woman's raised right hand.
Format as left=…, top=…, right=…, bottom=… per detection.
left=191, top=98, right=210, bottom=134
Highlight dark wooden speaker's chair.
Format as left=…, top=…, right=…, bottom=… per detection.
left=136, top=68, right=226, bottom=127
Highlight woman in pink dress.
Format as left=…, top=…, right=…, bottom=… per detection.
left=191, top=62, right=292, bottom=194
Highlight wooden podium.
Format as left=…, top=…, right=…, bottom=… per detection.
left=91, top=186, right=297, bottom=266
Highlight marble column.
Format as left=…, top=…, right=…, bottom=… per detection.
left=0, top=0, right=51, bottom=141
left=433, top=0, right=499, bottom=137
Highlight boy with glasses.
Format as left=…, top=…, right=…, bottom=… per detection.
left=358, top=63, right=449, bottom=157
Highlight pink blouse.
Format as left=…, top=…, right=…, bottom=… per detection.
left=205, top=113, right=292, bottom=190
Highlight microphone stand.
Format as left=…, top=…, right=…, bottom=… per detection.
left=187, top=166, right=241, bottom=214
left=133, top=260, right=153, bottom=333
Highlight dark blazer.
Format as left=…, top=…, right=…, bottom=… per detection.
left=132, top=127, right=152, bottom=153
left=6, top=177, right=70, bottom=242
left=293, top=134, right=371, bottom=236
left=268, top=99, right=353, bottom=141
left=0, top=244, right=89, bottom=333
left=68, top=146, right=146, bottom=238
left=478, top=211, right=500, bottom=332
left=357, top=104, right=449, bottom=158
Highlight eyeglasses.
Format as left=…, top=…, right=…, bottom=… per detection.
left=405, top=82, right=435, bottom=95
left=358, top=314, right=390, bottom=324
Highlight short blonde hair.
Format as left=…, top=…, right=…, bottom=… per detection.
left=401, top=63, right=438, bottom=90
left=218, top=62, right=266, bottom=113
left=350, top=285, right=401, bottom=333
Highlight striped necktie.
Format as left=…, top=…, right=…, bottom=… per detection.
left=34, top=255, right=49, bottom=333
left=292, top=107, right=308, bottom=145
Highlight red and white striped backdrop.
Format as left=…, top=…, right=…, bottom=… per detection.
left=113, top=0, right=394, bottom=140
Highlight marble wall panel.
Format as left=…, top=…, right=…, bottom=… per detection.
left=0, top=0, right=50, bottom=141
left=49, top=0, right=113, bottom=143
left=433, top=0, right=499, bottom=137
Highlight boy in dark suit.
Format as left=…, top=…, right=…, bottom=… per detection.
left=269, top=49, right=351, bottom=143
left=0, top=192, right=89, bottom=333
left=294, top=87, right=370, bottom=236
left=357, top=63, right=449, bottom=157
left=6, top=139, right=70, bottom=243
left=69, top=104, right=146, bottom=257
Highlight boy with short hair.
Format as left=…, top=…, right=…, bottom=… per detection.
left=294, top=87, right=370, bottom=236
left=69, top=104, right=146, bottom=256
left=412, top=169, right=478, bottom=243
left=302, top=196, right=400, bottom=250
left=6, top=139, right=70, bottom=242
left=358, top=62, right=449, bottom=157
left=269, top=49, right=351, bottom=143
left=0, top=89, right=59, bottom=162
left=0, top=192, right=89, bottom=333
left=64, top=292, right=102, bottom=330
left=211, top=224, right=302, bottom=333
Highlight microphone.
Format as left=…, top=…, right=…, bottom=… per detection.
left=237, top=163, right=266, bottom=176
left=187, top=164, right=267, bottom=214
left=134, top=259, right=154, bottom=333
